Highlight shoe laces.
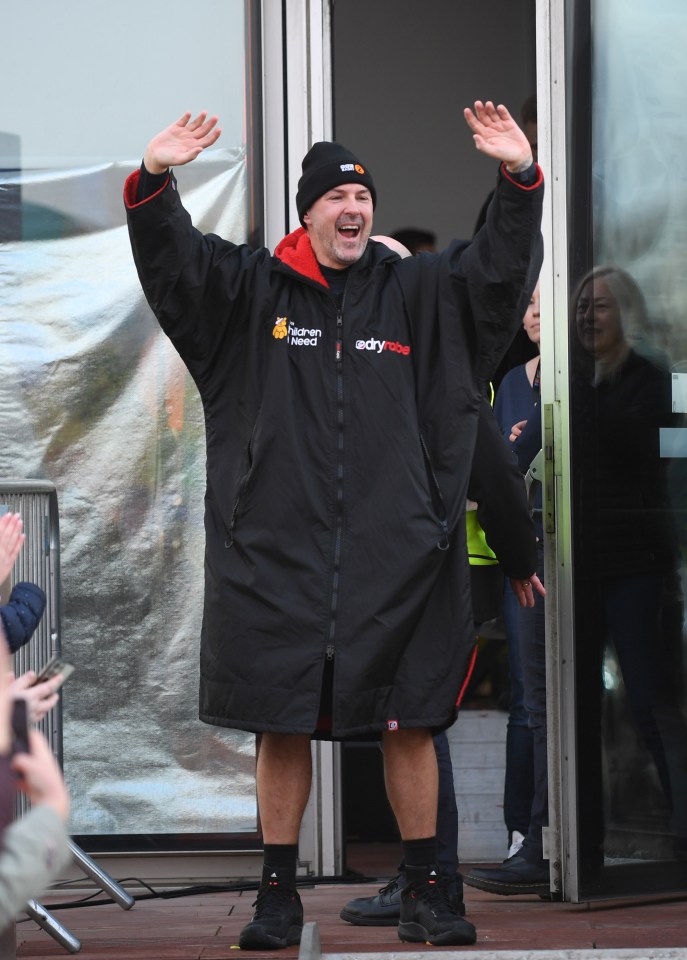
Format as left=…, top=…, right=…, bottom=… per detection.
left=252, top=879, right=299, bottom=918
left=378, top=875, right=401, bottom=896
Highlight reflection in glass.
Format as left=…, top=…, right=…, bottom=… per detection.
left=570, top=266, right=687, bottom=885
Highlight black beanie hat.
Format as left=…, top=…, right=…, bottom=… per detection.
left=296, top=141, right=376, bottom=225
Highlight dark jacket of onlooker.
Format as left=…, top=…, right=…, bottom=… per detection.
left=0, top=583, right=46, bottom=653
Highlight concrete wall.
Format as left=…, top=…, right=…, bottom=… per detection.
left=332, top=0, right=536, bottom=248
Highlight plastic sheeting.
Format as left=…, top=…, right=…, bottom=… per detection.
left=0, top=148, right=259, bottom=838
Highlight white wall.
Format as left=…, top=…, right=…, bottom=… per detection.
left=333, top=0, right=536, bottom=248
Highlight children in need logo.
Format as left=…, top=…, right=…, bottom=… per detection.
left=272, top=318, right=322, bottom=346
left=272, top=318, right=410, bottom=355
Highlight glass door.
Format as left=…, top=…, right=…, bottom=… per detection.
left=565, top=0, right=687, bottom=898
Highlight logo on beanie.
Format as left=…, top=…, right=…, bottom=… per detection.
left=339, top=162, right=366, bottom=175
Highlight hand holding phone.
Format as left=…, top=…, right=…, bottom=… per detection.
left=10, top=699, right=30, bottom=756
left=11, top=729, right=70, bottom=822
left=30, top=656, right=75, bottom=689
left=12, top=657, right=75, bottom=724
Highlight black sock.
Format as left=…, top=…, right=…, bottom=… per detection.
left=402, top=836, right=438, bottom=883
left=262, top=844, right=298, bottom=886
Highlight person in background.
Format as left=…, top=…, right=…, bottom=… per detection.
left=390, top=228, right=437, bottom=255
left=0, top=510, right=47, bottom=657
left=464, top=279, right=550, bottom=896
left=0, top=634, right=72, bottom=935
left=497, top=281, right=541, bottom=863
left=569, top=266, right=687, bottom=873
left=0, top=512, right=62, bottom=719
left=1, top=584, right=46, bottom=656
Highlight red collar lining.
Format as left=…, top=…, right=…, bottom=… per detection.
left=274, top=227, right=329, bottom=287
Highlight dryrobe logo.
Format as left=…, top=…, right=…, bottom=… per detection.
left=355, top=336, right=411, bottom=357
left=272, top=317, right=322, bottom=347
left=339, top=162, right=366, bottom=174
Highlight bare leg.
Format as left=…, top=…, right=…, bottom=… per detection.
left=256, top=733, right=312, bottom=843
left=382, top=727, right=438, bottom=839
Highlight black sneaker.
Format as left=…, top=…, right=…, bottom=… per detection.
left=398, top=872, right=476, bottom=946
left=238, top=872, right=303, bottom=950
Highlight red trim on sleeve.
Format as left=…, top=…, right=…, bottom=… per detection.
left=500, top=161, right=544, bottom=191
left=123, top=169, right=170, bottom=209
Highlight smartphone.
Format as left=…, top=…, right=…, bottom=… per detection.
left=30, top=656, right=75, bottom=688
left=11, top=698, right=30, bottom=755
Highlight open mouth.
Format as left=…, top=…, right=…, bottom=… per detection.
left=337, top=221, right=362, bottom=240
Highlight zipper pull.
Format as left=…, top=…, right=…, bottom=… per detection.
left=438, top=520, right=450, bottom=551
left=326, top=644, right=335, bottom=660
left=335, top=308, right=343, bottom=362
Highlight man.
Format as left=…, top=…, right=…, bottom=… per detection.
left=124, top=101, right=543, bottom=950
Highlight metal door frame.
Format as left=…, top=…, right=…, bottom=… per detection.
left=262, top=0, right=343, bottom=878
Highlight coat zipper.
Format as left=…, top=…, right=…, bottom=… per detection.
left=225, top=422, right=258, bottom=548
left=419, top=433, right=450, bottom=551
left=327, top=293, right=347, bottom=663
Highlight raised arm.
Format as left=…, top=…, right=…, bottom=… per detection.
left=143, top=111, right=222, bottom=175
left=463, top=101, right=534, bottom=173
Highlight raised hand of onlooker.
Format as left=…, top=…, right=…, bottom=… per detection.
left=0, top=513, right=24, bottom=586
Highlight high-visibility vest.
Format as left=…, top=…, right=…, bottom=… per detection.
left=466, top=383, right=499, bottom=567
left=466, top=503, right=499, bottom=567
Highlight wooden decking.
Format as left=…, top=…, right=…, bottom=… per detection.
left=15, top=870, right=687, bottom=959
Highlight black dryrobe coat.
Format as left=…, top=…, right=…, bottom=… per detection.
left=124, top=163, right=544, bottom=739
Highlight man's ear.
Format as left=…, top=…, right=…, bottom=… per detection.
left=302, top=211, right=311, bottom=227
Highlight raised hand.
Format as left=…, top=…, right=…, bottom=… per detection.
left=143, top=111, right=222, bottom=175
left=464, top=101, right=533, bottom=172
left=0, top=513, right=24, bottom=585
